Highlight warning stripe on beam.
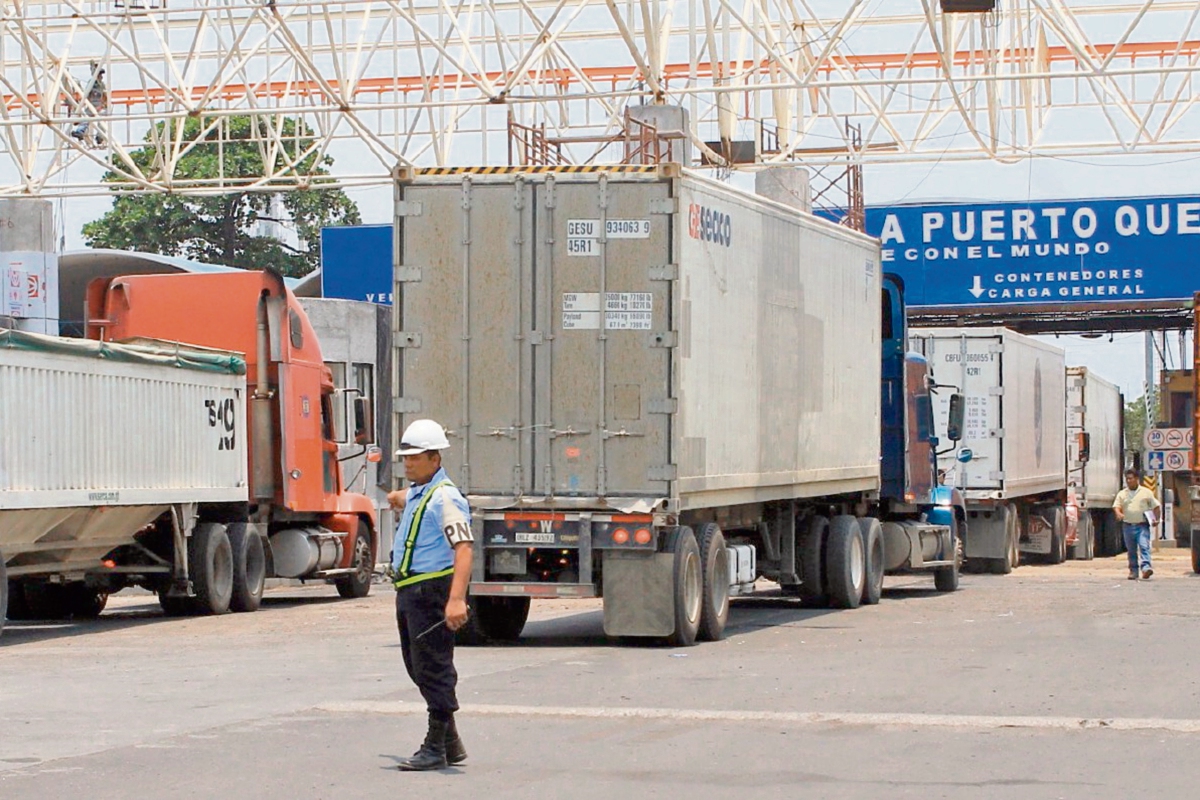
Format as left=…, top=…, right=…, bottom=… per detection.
left=413, top=164, right=661, bottom=176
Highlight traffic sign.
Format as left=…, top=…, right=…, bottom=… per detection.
left=1146, top=449, right=1193, bottom=472
left=1144, top=428, right=1193, bottom=451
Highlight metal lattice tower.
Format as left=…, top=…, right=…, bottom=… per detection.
left=2, top=0, right=1200, bottom=195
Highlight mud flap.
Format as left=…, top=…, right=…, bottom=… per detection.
left=602, top=550, right=674, bottom=637
left=964, top=511, right=1008, bottom=560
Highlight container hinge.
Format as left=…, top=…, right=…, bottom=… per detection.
left=477, top=426, right=518, bottom=440
left=648, top=398, right=678, bottom=414
left=603, top=427, right=644, bottom=440
left=395, top=397, right=422, bottom=413
left=989, top=386, right=1004, bottom=396
left=651, top=331, right=677, bottom=348
left=988, top=343, right=1004, bottom=354
left=649, top=264, right=678, bottom=281
left=988, top=471, right=1006, bottom=481
left=395, top=267, right=422, bottom=282
left=397, top=331, right=422, bottom=348
left=549, top=426, right=592, bottom=439
left=648, top=464, right=678, bottom=481
left=396, top=201, right=424, bottom=217
left=649, top=197, right=678, bottom=215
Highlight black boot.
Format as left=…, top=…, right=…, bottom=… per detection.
left=444, top=714, right=467, bottom=765
left=397, top=715, right=449, bottom=771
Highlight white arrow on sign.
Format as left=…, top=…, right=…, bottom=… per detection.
left=969, top=275, right=985, bottom=298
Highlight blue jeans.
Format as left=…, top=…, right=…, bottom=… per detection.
left=1122, top=522, right=1152, bottom=573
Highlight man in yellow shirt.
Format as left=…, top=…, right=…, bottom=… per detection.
left=1113, top=469, right=1161, bottom=580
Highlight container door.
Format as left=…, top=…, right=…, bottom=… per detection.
left=918, top=334, right=1004, bottom=491
left=533, top=176, right=674, bottom=500
left=395, top=178, right=534, bottom=496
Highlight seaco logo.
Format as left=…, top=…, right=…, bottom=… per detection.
left=688, top=203, right=732, bottom=247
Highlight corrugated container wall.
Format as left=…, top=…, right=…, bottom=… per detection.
left=393, top=168, right=881, bottom=512
left=1067, top=366, right=1123, bottom=507
left=0, top=346, right=248, bottom=510
left=912, top=327, right=1066, bottom=499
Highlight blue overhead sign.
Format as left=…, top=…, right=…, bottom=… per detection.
left=320, top=224, right=393, bottom=304
left=865, top=196, right=1200, bottom=307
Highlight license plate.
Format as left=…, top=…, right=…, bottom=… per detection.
left=515, top=532, right=555, bottom=544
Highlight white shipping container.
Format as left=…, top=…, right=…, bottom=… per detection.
left=912, top=327, right=1066, bottom=500
left=1067, top=366, right=1123, bottom=507
left=0, top=332, right=248, bottom=511
left=393, top=167, right=882, bottom=511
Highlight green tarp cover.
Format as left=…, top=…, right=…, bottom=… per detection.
left=0, top=328, right=246, bottom=376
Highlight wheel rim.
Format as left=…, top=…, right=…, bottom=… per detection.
left=354, top=536, right=372, bottom=583
left=214, top=539, right=233, bottom=597
left=849, top=532, right=865, bottom=592
left=714, top=545, right=730, bottom=615
left=683, top=551, right=702, bottom=624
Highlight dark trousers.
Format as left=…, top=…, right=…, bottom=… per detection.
left=396, top=575, right=459, bottom=716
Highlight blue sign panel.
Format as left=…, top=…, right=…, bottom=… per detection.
left=865, top=196, right=1200, bottom=307
left=320, top=224, right=393, bottom=304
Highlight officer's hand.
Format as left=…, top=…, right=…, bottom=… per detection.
left=445, top=597, right=469, bottom=631
left=387, top=490, right=407, bottom=511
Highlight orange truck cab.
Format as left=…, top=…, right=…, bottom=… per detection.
left=85, top=269, right=378, bottom=610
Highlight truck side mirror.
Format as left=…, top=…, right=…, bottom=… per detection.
left=353, top=397, right=375, bottom=445
left=1077, top=431, right=1091, bottom=463
left=946, top=393, right=966, bottom=442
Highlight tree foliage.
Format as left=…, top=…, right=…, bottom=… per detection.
left=1124, top=394, right=1160, bottom=453
left=82, top=116, right=360, bottom=277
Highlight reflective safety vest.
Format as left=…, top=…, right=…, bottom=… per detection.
left=393, top=480, right=455, bottom=589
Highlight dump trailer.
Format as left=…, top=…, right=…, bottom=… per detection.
left=1066, top=366, right=1123, bottom=558
left=391, top=165, right=966, bottom=646
left=1, top=270, right=379, bottom=636
left=912, top=328, right=1068, bottom=571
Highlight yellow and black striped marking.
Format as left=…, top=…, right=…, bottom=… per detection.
left=414, top=164, right=662, bottom=176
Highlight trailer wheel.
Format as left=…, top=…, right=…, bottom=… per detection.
left=473, top=596, right=531, bottom=642
left=665, top=527, right=702, bottom=647
left=335, top=522, right=374, bottom=599
left=1191, top=528, right=1200, bottom=574
left=859, top=517, right=884, bottom=605
left=695, top=523, right=730, bottom=641
left=228, top=523, right=266, bottom=613
left=826, top=516, right=864, bottom=610
left=189, top=522, right=233, bottom=615
left=934, top=517, right=962, bottom=593
left=21, top=582, right=69, bottom=619
left=1048, top=507, right=1067, bottom=565
left=62, top=584, right=108, bottom=619
left=158, top=591, right=193, bottom=617
left=798, top=516, right=829, bottom=606
left=5, top=580, right=33, bottom=621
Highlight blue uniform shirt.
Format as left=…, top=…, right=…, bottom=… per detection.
left=391, top=467, right=473, bottom=577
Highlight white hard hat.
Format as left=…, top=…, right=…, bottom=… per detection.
left=397, top=419, right=451, bottom=456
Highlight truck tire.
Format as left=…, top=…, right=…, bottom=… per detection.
left=1048, top=507, right=1067, bottom=565
left=473, top=596, right=531, bottom=642
left=158, top=591, right=193, bottom=617
left=189, top=522, right=233, bottom=615
left=934, top=516, right=961, bottom=593
left=1072, top=512, right=1095, bottom=561
left=665, top=526, right=702, bottom=647
left=62, top=584, right=108, bottom=619
left=5, top=580, right=33, bottom=621
left=21, top=582, right=70, bottom=619
left=695, top=523, right=730, bottom=641
left=798, top=515, right=829, bottom=606
left=826, top=515, right=864, bottom=610
left=859, top=517, right=884, bottom=605
left=228, top=523, right=266, bottom=613
left=989, top=505, right=1018, bottom=575
left=335, top=521, right=374, bottom=599
left=1100, top=512, right=1122, bottom=557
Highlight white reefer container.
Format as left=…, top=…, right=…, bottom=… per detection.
left=393, top=164, right=901, bottom=643
left=393, top=165, right=881, bottom=510
left=1067, top=365, right=1123, bottom=556
left=910, top=327, right=1068, bottom=570
left=0, top=330, right=247, bottom=583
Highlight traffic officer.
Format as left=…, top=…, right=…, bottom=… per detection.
left=389, top=418, right=474, bottom=771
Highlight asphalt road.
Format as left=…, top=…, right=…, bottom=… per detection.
left=2, top=550, right=1197, bottom=799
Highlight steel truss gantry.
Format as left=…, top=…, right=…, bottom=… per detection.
left=2, top=0, right=1199, bottom=195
